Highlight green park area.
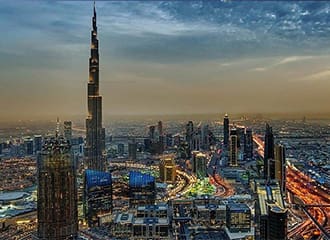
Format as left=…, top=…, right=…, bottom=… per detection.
left=185, top=178, right=216, bottom=197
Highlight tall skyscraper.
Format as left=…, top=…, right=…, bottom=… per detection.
left=128, top=139, right=137, bottom=160
left=85, top=3, right=106, bottom=171
left=264, top=123, right=274, bottom=179
left=34, top=135, right=42, bottom=154
left=274, top=144, right=286, bottom=194
left=157, top=120, right=163, bottom=136
left=229, top=134, right=238, bottom=167
left=223, top=114, right=229, bottom=146
left=244, top=128, right=253, bottom=160
left=186, top=121, right=194, bottom=152
left=64, top=121, right=73, bottom=143
left=37, top=128, right=78, bottom=239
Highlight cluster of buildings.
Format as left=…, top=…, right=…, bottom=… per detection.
left=0, top=3, right=299, bottom=240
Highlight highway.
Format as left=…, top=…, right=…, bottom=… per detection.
left=253, top=135, right=330, bottom=240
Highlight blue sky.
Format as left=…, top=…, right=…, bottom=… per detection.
left=1, top=1, right=330, bottom=119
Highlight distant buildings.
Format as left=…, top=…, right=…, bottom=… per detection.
left=84, top=169, right=112, bottom=227
left=129, top=171, right=156, bottom=207
left=37, top=136, right=78, bottom=239
left=191, top=151, right=207, bottom=179
left=159, top=155, right=177, bottom=183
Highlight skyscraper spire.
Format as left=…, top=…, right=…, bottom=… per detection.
left=85, top=2, right=106, bottom=171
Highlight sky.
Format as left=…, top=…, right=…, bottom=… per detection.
left=1, top=1, right=330, bottom=120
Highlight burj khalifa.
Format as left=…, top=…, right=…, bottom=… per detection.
left=85, top=3, right=106, bottom=171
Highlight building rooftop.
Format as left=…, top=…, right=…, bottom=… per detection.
left=129, top=171, right=155, bottom=188
left=85, top=169, right=112, bottom=189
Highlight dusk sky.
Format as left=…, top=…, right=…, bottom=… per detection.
left=1, top=1, right=330, bottom=120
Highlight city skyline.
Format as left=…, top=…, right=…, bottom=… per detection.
left=2, top=1, right=330, bottom=120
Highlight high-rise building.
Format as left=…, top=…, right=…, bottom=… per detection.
left=274, top=144, right=286, bottom=194
left=264, top=123, right=274, bottom=179
left=85, top=3, right=106, bottom=171
left=254, top=180, right=287, bottom=240
left=117, top=143, right=125, bottom=156
left=159, top=155, right=176, bottom=183
left=129, top=171, right=156, bottom=207
left=229, top=134, right=238, bottom=167
left=84, top=169, right=112, bottom=227
left=267, top=204, right=288, bottom=240
left=192, top=152, right=207, bottom=179
left=37, top=135, right=78, bottom=239
left=149, top=125, right=156, bottom=142
left=244, top=128, right=253, bottom=160
left=128, top=139, right=137, bottom=160
left=24, top=137, right=34, bottom=155
left=34, top=135, right=42, bottom=154
left=64, top=121, right=73, bottom=143
left=157, top=121, right=163, bottom=136
left=186, top=121, right=194, bottom=152
left=223, top=114, right=229, bottom=146
left=201, top=124, right=210, bottom=150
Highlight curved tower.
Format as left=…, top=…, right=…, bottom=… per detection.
left=85, top=2, right=106, bottom=171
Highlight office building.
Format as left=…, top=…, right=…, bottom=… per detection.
left=229, top=134, right=238, bottom=167
left=192, top=152, right=207, bottom=179
left=268, top=204, right=288, bottom=240
left=254, top=180, right=287, bottom=240
left=129, top=171, right=156, bottom=207
left=159, top=155, right=177, bottom=183
left=149, top=125, right=156, bottom=142
left=244, top=128, right=253, bottom=160
left=128, top=139, right=137, bottom=160
left=37, top=134, right=78, bottom=239
left=186, top=121, right=194, bottom=152
left=157, top=121, right=163, bottom=136
left=223, top=114, right=229, bottom=146
left=226, top=203, right=251, bottom=233
left=24, top=137, right=34, bottom=155
left=84, top=169, right=112, bottom=227
left=274, top=144, right=286, bottom=194
left=85, top=3, right=106, bottom=171
left=117, top=143, right=124, bottom=156
left=34, top=135, right=42, bottom=154
left=264, top=123, right=274, bottom=179
left=64, top=121, right=72, bottom=143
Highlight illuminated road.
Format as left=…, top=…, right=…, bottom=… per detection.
left=253, top=135, right=330, bottom=240
left=209, top=174, right=235, bottom=197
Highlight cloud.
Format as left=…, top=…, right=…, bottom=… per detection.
left=300, top=69, right=330, bottom=82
